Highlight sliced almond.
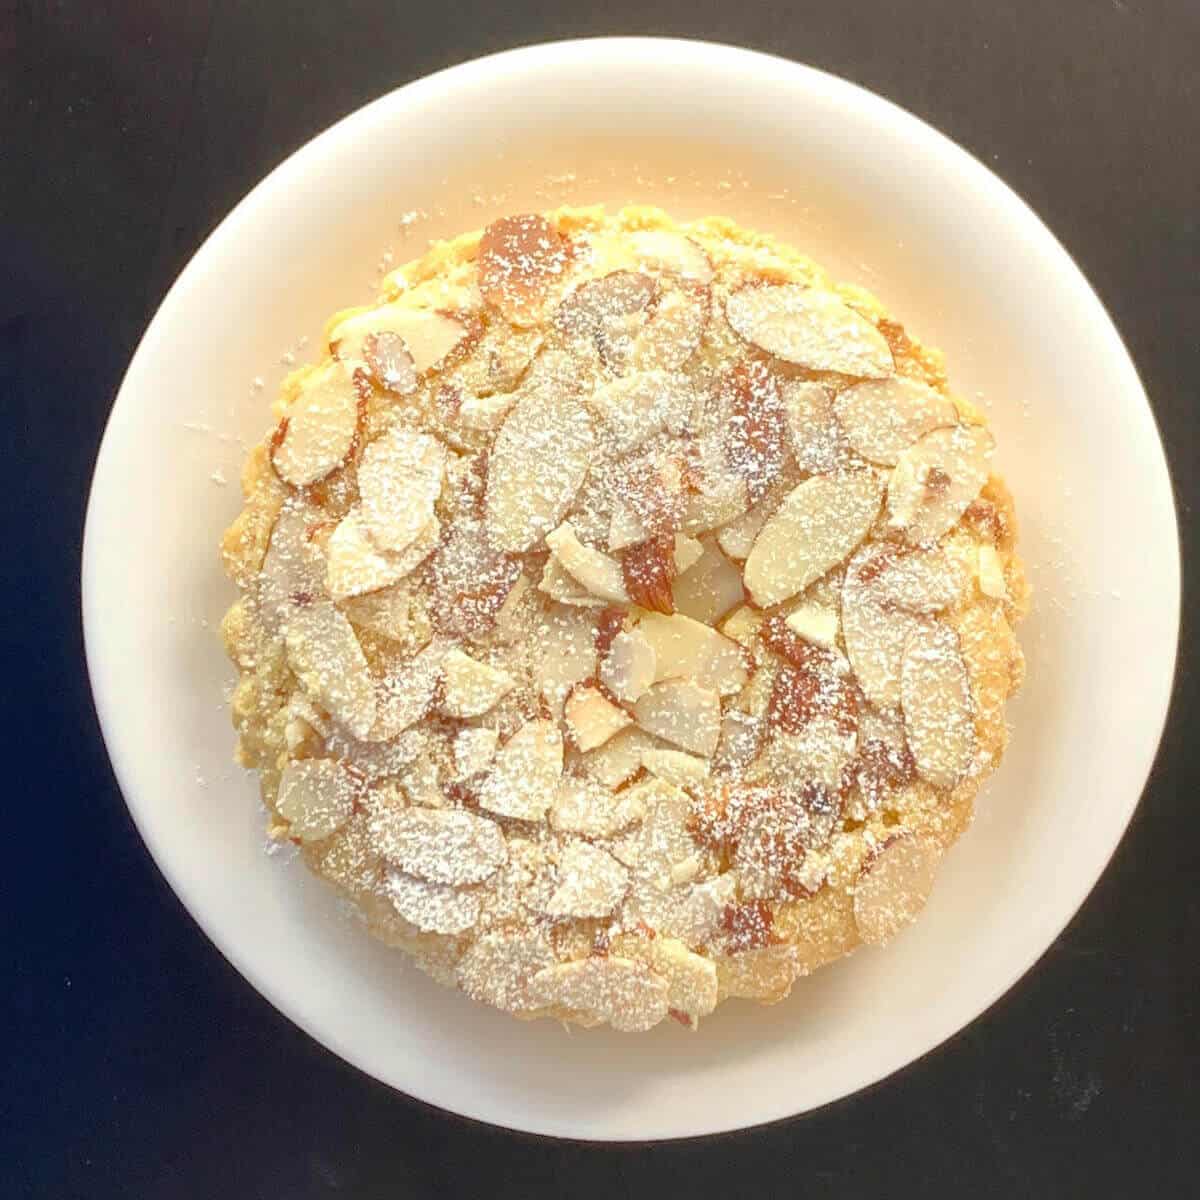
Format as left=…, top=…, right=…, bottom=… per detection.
left=721, top=359, right=788, bottom=503
left=716, top=501, right=771, bottom=561
left=537, top=556, right=607, bottom=608
left=633, top=679, right=721, bottom=757
left=544, top=840, right=630, bottom=918
left=533, top=608, right=599, bottom=715
left=631, top=283, right=710, bottom=372
left=600, top=628, right=657, bottom=703
left=579, top=727, right=655, bottom=789
left=871, top=545, right=968, bottom=613
left=326, top=510, right=440, bottom=601
left=608, top=502, right=650, bottom=551
left=681, top=432, right=752, bottom=534
left=564, top=683, right=633, bottom=751
left=853, top=834, right=940, bottom=945
left=784, top=602, right=840, bottom=650
left=624, top=778, right=699, bottom=883
left=369, top=639, right=446, bottom=741
left=284, top=601, right=376, bottom=738
left=330, top=306, right=469, bottom=374
left=635, top=612, right=748, bottom=697
left=546, top=522, right=629, bottom=603
left=384, top=869, right=480, bottom=935
left=477, top=718, right=564, bottom=820
left=744, top=470, right=884, bottom=607
left=458, top=389, right=518, bottom=431
left=456, top=931, right=556, bottom=1012
left=484, top=383, right=595, bottom=552
left=781, top=380, right=843, bottom=474
left=275, top=758, right=356, bottom=842
left=453, top=726, right=499, bottom=778
left=368, top=807, right=507, bottom=884
left=842, top=545, right=920, bottom=709
left=887, top=423, right=994, bottom=544
left=672, top=538, right=745, bottom=626
left=551, top=775, right=647, bottom=837
left=834, top=376, right=957, bottom=465
left=362, top=330, right=418, bottom=395
left=439, top=648, right=514, bottom=718
left=257, top=501, right=327, bottom=633
left=583, top=369, right=694, bottom=455
left=356, top=426, right=446, bottom=554
left=614, top=934, right=718, bottom=1018
left=977, top=544, right=1007, bottom=599
left=720, top=605, right=764, bottom=649
left=529, top=956, right=669, bottom=1032
left=726, top=285, right=894, bottom=377
left=271, top=362, right=359, bottom=487
left=626, top=230, right=714, bottom=281
left=900, top=621, right=977, bottom=788
left=621, top=535, right=677, bottom=615
left=478, top=214, right=575, bottom=326
left=715, top=709, right=764, bottom=772
left=554, top=270, right=658, bottom=371
left=640, top=747, right=710, bottom=788
left=672, top=533, right=705, bottom=575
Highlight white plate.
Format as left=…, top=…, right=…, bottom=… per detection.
left=82, top=39, right=1179, bottom=1140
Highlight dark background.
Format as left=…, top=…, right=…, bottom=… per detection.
left=4, top=2, right=1197, bottom=1196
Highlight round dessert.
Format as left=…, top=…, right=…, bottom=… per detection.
left=220, top=205, right=1028, bottom=1032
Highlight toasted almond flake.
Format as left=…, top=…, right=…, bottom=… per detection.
left=671, top=538, right=745, bottom=626
left=439, top=648, right=514, bottom=718
left=478, top=214, right=575, bottom=326
left=369, top=807, right=507, bottom=884
left=326, top=510, right=440, bottom=601
left=977, top=544, right=1007, bottom=599
left=900, top=621, right=977, bottom=788
left=533, top=609, right=598, bottom=715
left=841, top=545, right=920, bottom=709
left=330, top=306, right=469, bottom=374
left=384, top=869, right=480, bottom=934
left=621, top=535, right=677, bottom=615
left=477, top=719, right=564, bottom=820
left=781, top=380, right=843, bottom=473
left=716, top=501, right=770, bottom=561
left=681, top=433, right=752, bottom=534
left=615, top=934, right=718, bottom=1018
left=744, top=470, right=884, bottom=607
left=458, top=389, right=518, bottom=431
left=369, top=640, right=446, bottom=741
left=607, top=502, right=650, bottom=552
left=564, top=683, right=633, bottom=751
left=285, top=601, right=376, bottom=738
left=456, top=931, right=556, bottom=1012
left=545, top=840, right=630, bottom=917
left=626, top=230, right=714, bottom=281
left=276, top=759, right=356, bottom=842
left=599, top=628, right=658, bottom=703
left=550, top=775, right=647, bottom=837
left=853, top=834, right=940, bottom=945
left=715, top=709, right=764, bottom=772
left=720, top=605, right=764, bottom=649
left=271, top=362, right=359, bottom=487
left=546, top=522, right=630, bottom=602
left=623, top=778, right=701, bottom=884
left=634, top=679, right=721, bottom=757
left=784, top=602, right=840, bottom=650
left=834, top=376, right=957, bottom=465
left=578, top=729, right=653, bottom=791
left=635, top=612, right=748, bottom=697
left=631, top=284, right=710, bottom=371
left=640, top=747, right=710, bottom=788
left=726, top=285, right=894, bottom=377
left=871, top=545, right=968, bottom=613
left=362, top=331, right=418, bottom=395
left=485, top=384, right=595, bottom=552
left=583, top=370, right=694, bottom=455
left=887, top=423, right=994, bottom=544
left=453, top=726, right=499, bottom=777
left=529, top=956, right=669, bottom=1032
left=672, top=533, right=704, bottom=575
left=356, top=426, right=446, bottom=554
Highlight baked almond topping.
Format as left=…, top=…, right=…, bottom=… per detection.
left=222, top=207, right=1025, bottom=1031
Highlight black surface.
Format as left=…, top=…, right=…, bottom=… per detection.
left=4, top=3, right=1197, bottom=1196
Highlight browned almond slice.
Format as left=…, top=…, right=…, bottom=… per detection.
left=330, top=306, right=469, bottom=374
left=681, top=433, right=752, bottom=535
left=553, top=270, right=658, bottom=370
left=551, top=776, right=646, bottom=837
left=600, top=628, right=657, bottom=703
left=726, top=285, right=894, bottom=377
left=368, top=807, right=507, bottom=884
left=744, top=470, right=884, bottom=607
left=900, top=621, right=977, bottom=787
left=721, top=360, right=788, bottom=503
left=384, top=869, right=480, bottom=935
left=456, top=931, right=556, bottom=1012
left=326, top=510, right=440, bottom=601
left=544, top=841, right=630, bottom=918
left=631, top=283, right=711, bottom=372
left=887, top=423, right=994, bottom=544
left=546, top=522, right=630, bottom=603
left=275, top=759, right=357, bottom=842
left=834, top=376, right=957, bottom=465
left=453, top=726, right=499, bottom=778
left=478, top=214, right=575, bottom=326
left=635, top=612, right=748, bottom=697
left=633, top=680, right=722, bottom=756
left=841, top=545, right=918, bottom=709
left=583, top=370, right=695, bottom=455
left=853, top=834, right=940, bottom=945
left=564, top=683, right=633, bottom=752
left=271, top=363, right=360, bottom=487
left=672, top=538, right=745, bottom=626
left=284, top=601, right=376, bottom=738
left=362, top=331, right=418, bottom=395
left=357, top=426, right=446, bottom=554
left=484, top=384, right=595, bottom=552
left=626, top=231, right=714, bottom=281
left=257, top=501, right=327, bottom=632
left=477, top=718, right=564, bottom=820
left=439, top=648, right=514, bottom=718
left=781, top=380, right=844, bottom=473
left=621, top=534, right=677, bottom=614
left=529, top=956, right=669, bottom=1032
